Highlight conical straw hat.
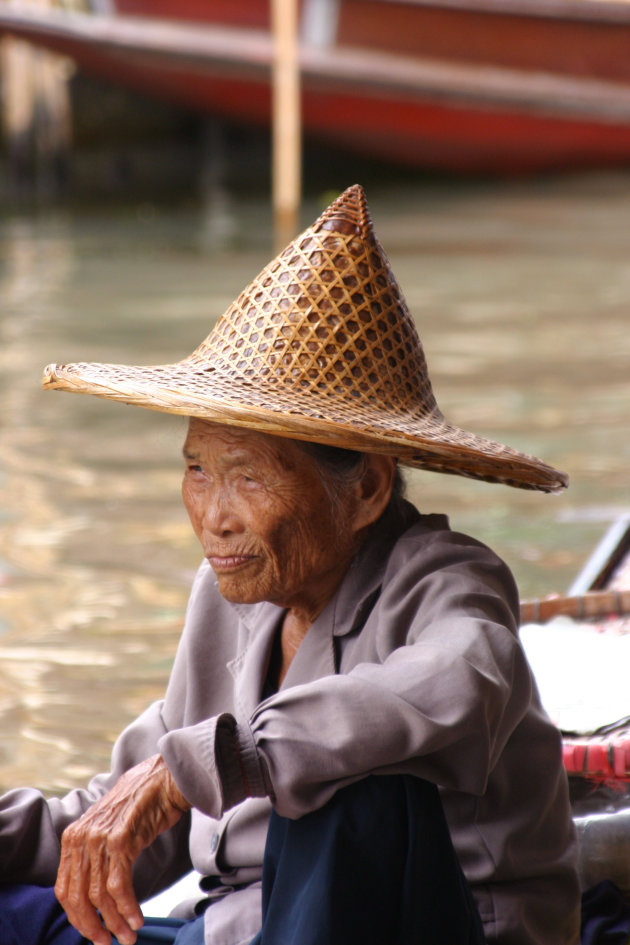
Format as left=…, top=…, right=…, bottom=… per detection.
left=42, top=185, right=567, bottom=493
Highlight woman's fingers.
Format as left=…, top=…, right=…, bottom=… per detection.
left=56, top=819, right=142, bottom=945
left=55, top=834, right=114, bottom=945
left=100, top=849, right=144, bottom=942
left=55, top=754, right=189, bottom=944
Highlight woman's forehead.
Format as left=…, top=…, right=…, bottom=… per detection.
left=183, top=419, right=304, bottom=471
left=185, top=418, right=277, bottom=451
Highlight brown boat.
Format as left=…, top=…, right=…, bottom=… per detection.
left=2, top=0, right=630, bottom=174
left=521, top=516, right=630, bottom=895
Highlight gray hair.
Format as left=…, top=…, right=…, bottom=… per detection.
left=295, top=442, right=405, bottom=524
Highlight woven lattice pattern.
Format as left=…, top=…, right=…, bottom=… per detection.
left=42, top=185, right=568, bottom=492
left=187, top=184, right=440, bottom=426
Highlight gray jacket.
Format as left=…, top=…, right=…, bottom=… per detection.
left=0, top=498, right=580, bottom=945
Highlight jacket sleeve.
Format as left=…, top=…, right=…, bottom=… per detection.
left=160, top=529, right=535, bottom=821
left=0, top=699, right=192, bottom=897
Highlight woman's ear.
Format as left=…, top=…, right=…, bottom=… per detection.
left=351, top=454, right=397, bottom=535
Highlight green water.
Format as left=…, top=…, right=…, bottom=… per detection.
left=1, top=173, right=629, bottom=793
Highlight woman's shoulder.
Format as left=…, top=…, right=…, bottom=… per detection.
left=379, top=502, right=520, bottom=624
left=383, top=499, right=500, bottom=568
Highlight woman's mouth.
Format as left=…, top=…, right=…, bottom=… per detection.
left=207, top=554, right=255, bottom=572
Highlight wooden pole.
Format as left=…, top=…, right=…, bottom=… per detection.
left=33, top=34, right=72, bottom=197
left=271, top=0, right=302, bottom=252
left=1, top=0, right=71, bottom=199
left=520, top=589, right=630, bottom=625
left=1, top=34, right=36, bottom=192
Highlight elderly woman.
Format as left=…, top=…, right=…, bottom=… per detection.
left=0, top=186, right=580, bottom=945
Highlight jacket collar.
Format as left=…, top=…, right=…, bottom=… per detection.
left=329, top=495, right=421, bottom=638
left=226, top=496, right=422, bottom=702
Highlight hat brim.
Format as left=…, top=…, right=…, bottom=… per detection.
left=42, top=359, right=568, bottom=493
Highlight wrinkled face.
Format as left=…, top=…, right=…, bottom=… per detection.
left=182, top=419, right=360, bottom=618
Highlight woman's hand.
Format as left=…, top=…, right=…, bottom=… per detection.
left=55, top=754, right=190, bottom=945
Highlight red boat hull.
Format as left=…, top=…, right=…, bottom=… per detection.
left=2, top=1, right=630, bottom=174
left=115, top=0, right=630, bottom=85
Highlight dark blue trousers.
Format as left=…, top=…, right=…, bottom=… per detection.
left=251, top=774, right=485, bottom=945
left=0, top=883, right=200, bottom=944
left=0, top=775, right=484, bottom=945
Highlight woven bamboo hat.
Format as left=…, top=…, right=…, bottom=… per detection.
left=42, top=185, right=567, bottom=493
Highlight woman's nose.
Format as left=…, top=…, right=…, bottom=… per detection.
left=203, top=488, right=242, bottom=536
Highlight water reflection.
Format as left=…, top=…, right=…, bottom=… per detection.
left=0, top=176, right=629, bottom=793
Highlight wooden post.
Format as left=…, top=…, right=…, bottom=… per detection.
left=1, top=35, right=36, bottom=193
left=1, top=0, right=71, bottom=199
left=33, top=34, right=72, bottom=197
left=271, top=0, right=302, bottom=251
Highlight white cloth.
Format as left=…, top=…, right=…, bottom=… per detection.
left=521, top=617, right=630, bottom=734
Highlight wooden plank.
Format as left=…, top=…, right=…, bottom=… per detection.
left=520, top=588, right=630, bottom=624
left=2, top=8, right=630, bottom=122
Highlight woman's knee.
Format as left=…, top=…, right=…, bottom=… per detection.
left=0, top=884, right=82, bottom=945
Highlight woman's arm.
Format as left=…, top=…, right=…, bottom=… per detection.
left=159, top=531, right=531, bottom=820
